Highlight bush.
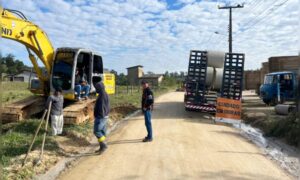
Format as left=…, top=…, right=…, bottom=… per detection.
left=265, top=112, right=300, bottom=147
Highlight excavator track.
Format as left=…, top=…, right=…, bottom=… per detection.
left=63, top=99, right=96, bottom=124
left=2, top=96, right=45, bottom=123
left=2, top=96, right=96, bottom=125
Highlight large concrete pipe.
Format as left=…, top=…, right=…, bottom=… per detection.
left=206, top=67, right=223, bottom=90
left=207, top=51, right=225, bottom=68
left=275, top=104, right=295, bottom=115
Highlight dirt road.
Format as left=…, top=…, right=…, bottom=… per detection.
left=59, top=92, right=292, bottom=180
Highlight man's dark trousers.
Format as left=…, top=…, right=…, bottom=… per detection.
left=144, top=110, right=152, bottom=139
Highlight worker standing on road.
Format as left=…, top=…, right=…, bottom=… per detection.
left=141, top=80, right=154, bottom=142
left=94, top=82, right=110, bottom=154
left=46, top=87, right=64, bottom=136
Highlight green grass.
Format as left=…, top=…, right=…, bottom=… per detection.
left=110, top=85, right=175, bottom=108
left=0, top=120, right=58, bottom=167
left=0, top=82, right=33, bottom=104
left=64, top=121, right=93, bottom=136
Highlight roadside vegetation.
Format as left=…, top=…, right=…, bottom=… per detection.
left=265, top=112, right=300, bottom=147
left=244, top=112, right=300, bottom=147
left=1, top=120, right=59, bottom=179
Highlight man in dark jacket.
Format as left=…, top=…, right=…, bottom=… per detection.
left=141, top=80, right=154, bottom=142
left=94, top=82, right=110, bottom=154
left=46, top=87, right=64, bottom=136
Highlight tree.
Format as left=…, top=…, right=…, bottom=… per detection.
left=146, top=71, right=154, bottom=75
left=164, top=71, right=169, bottom=77
left=110, top=69, right=118, bottom=76
left=0, top=52, right=28, bottom=74
left=116, top=73, right=128, bottom=85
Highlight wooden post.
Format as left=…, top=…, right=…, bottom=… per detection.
left=39, top=101, right=52, bottom=162
left=22, top=109, right=48, bottom=166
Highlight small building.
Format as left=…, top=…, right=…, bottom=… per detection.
left=4, top=70, right=37, bottom=82
left=243, top=55, right=300, bottom=92
left=244, top=70, right=261, bottom=90
left=268, top=56, right=300, bottom=74
left=127, top=65, right=144, bottom=85
left=139, top=74, right=164, bottom=87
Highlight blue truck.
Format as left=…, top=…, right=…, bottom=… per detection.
left=260, top=71, right=297, bottom=105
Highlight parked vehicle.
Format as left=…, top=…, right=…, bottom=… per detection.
left=260, top=71, right=297, bottom=105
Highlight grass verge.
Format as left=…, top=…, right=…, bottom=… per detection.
left=0, top=120, right=59, bottom=179
left=0, top=82, right=33, bottom=104
left=244, top=112, right=300, bottom=147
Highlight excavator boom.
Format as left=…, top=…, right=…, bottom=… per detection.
left=1, top=7, right=107, bottom=125
left=1, top=8, right=54, bottom=83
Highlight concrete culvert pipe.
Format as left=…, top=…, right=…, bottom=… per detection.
left=206, top=67, right=224, bottom=90
left=275, top=104, right=293, bottom=115
left=207, top=51, right=225, bottom=68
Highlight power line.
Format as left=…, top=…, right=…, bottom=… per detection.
left=241, top=0, right=290, bottom=32
left=240, top=0, right=278, bottom=30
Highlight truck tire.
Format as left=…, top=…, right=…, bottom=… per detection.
left=185, top=107, right=191, bottom=111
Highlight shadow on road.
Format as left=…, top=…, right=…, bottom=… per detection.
left=199, top=170, right=277, bottom=180
left=107, top=139, right=143, bottom=145
left=217, top=150, right=264, bottom=156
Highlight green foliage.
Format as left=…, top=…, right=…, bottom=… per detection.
left=0, top=120, right=58, bottom=167
left=161, top=76, right=177, bottom=87
left=0, top=52, right=29, bottom=75
left=64, top=121, right=93, bottom=136
left=116, top=73, right=128, bottom=85
left=265, top=112, right=300, bottom=146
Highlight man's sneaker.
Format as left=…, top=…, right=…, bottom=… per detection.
left=83, top=96, right=88, bottom=100
left=142, top=137, right=153, bottom=142
left=76, top=97, right=82, bottom=101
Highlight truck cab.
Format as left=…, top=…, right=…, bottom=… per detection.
left=260, top=71, right=297, bottom=105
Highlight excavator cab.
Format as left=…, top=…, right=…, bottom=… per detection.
left=50, top=48, right=103, bottom=100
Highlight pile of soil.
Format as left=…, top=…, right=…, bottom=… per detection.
left=108, top=104, right=138, bottom=127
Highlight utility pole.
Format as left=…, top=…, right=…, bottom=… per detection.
left=218, top=4, right=244, bottom=53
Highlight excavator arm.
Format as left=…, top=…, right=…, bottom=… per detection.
left=0, top=7, right=54, bottom=83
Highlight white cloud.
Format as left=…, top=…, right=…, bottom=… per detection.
left=0, top=0, right=298, bottom=74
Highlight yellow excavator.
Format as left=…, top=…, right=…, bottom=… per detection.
left=1, top=8, right=113, bottom=123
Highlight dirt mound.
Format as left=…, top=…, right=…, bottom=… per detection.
left=56, top=132, right=92, bottom=155
left=108, top=104, right=138, bottom=127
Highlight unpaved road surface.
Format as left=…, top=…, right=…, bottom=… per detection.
left=59, top=92, right=292, bottom=180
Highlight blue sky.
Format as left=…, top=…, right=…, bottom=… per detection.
left=0, top=0, right=298, bottom=74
